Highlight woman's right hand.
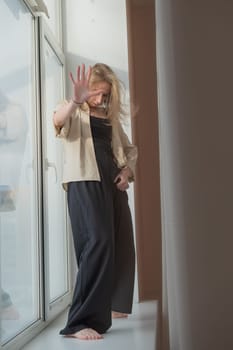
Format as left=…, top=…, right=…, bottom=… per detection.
left=69, top=64, right=102, bottom=104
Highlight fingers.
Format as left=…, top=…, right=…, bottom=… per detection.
left=114, top=175, right=129, bottom=191
left=77, top=64, right=89, bottom=81
left=76, top=64, right=85, bottom=81
left=70, top=64, right=92, bottom=84
left=76, top=65, right=81, bottom=81
left=114, top=175, right=120, bottom=183
left=81, top=63, right=85, bottom=81
left=117, top=182, right=129, bottom=191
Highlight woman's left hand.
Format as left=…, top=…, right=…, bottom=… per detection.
left=114, top=167, right=132, bottom=191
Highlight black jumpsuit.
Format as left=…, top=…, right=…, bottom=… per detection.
left=60, top=116, right=135, bottom=335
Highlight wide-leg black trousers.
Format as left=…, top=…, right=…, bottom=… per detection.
left=60, top=140, right=135, bottom=335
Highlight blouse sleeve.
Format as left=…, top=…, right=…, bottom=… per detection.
left=118, top=121, right=138, bottom=181
left=53, top=100, right=71, bottom=138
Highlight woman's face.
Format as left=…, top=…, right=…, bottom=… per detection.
left=87, top=81, right=111, bottom=108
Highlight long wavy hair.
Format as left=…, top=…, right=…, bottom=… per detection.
left=89, top=63, right=127, bottom=123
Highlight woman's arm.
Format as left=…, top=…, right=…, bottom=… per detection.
left=53, top=99, right=79, bottom=128
left=118, top=122, right=138, bottom=178
left=114, top=121, right=138, bottom=191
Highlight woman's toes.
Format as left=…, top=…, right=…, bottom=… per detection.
left=112, top=311, right=128, bottom=319
left=71, top=328, right=103, bottom=340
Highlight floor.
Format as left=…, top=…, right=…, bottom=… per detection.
left=21, top=300, right=157, bottom=350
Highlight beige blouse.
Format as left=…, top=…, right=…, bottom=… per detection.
left=54, top=101, right=138, bottom=191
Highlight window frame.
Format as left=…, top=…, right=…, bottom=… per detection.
left=1, top=2, right=72, bottom=349
left=38, top=16, right=72, bottom=322
left=1, top=6, right=44, bottom=350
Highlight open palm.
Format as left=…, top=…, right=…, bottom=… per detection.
left=70, top=64, right=103, bottom=103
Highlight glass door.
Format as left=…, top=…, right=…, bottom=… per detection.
left=0, top=0, right=41, bottom=346
left=39, top=19, right=71, bottom=320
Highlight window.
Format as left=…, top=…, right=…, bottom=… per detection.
left=40, top=22, right=72, bottom=320
left=0, top=1, right=71, bottom=348
left=0, top=1, right=40, bottom=345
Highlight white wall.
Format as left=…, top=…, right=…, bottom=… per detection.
left=63, top=0, right=129, bottom=93
left=156, top=1, right=233, bottom=349
left=62, top=0, right=138, bottom=300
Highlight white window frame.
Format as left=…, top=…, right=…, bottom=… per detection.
left=1, top=2, right=72, bottom=349
left=38, top=16, right=73, bottom=322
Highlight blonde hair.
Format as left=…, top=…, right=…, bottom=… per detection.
left=89, top=63, right=127, bottom=123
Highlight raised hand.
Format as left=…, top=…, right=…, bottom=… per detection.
left=69, top=64, right=103, bottom=104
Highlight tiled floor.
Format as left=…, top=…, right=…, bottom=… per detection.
left=22, top=300, right=157, bottom=350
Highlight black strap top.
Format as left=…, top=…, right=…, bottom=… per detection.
left=90, top=115, right=112, bottom=143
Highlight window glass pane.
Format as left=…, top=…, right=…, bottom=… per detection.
left=43, top=0, right=61, bottom=43
left=0, top=0, right=40, bottom=344
left=44, top=40, right=68, bottom=302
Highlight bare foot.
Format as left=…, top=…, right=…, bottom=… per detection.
left=112, top=311, right=128, bottom=319
left=67, top=328, right=103, bottom=340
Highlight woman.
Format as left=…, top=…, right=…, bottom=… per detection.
left=53, top=63, right=137, bottom=340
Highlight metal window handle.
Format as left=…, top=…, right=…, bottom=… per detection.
left=45, top=158, right=57, bottom=184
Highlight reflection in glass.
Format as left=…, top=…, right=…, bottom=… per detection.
left=0, top=0, right=39, bottom=344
